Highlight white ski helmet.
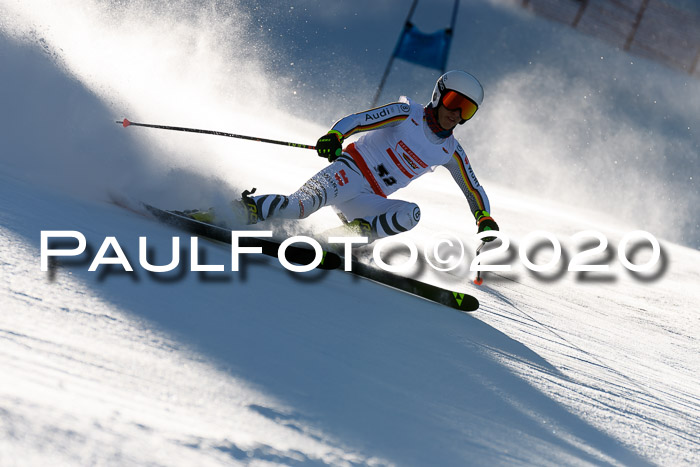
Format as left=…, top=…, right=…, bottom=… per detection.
left=430, top=70, right=484, bottom=123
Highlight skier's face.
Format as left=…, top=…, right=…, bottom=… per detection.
left=437, top=104, right=461, bottom=131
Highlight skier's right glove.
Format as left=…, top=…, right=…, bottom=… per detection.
left=475, top=210, right=499, bottom=242
left=316, top=130, right=344, bottom=162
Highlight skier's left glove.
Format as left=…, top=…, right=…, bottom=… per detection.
left=475, top=210, right=499, bottom=242
left=316, top=130, right=344, bottom=162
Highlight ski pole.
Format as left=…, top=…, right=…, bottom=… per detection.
left=473, top=241, right=486, bottom=286
left=116, top=118, right=316, bottom=150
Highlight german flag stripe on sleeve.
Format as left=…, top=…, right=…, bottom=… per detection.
left=342, top=114, right=408, bottom=139
left=452, top=151, right=486, bottom=210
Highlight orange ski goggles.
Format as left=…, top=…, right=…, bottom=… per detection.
left=441, top=90, right=479, bottom=121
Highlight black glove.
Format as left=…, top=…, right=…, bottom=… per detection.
left=316, top=130, right=343, bottom=161
left=475, top=210, right=499, bottom=242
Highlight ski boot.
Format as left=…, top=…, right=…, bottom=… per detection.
left=232, top=188, right=259, bottom=225
left=321, top=218, right=374, bottom=241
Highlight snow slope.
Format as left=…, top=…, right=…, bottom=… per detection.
left=1, top=0, right=699, bottom=465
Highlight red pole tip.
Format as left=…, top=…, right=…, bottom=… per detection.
left=473, top=277, right=484, bottom=286
left=122, top=118, right=131, bottom=128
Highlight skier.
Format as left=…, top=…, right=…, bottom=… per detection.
left=237, top=70, right=499, bottom=243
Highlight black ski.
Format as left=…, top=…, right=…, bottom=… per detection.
left=137, top=202, right=478, bottom=312
left=348, top=262, right=479, bottom=312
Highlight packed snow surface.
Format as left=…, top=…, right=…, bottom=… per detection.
left=1, top=0, right=698, bottom=465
